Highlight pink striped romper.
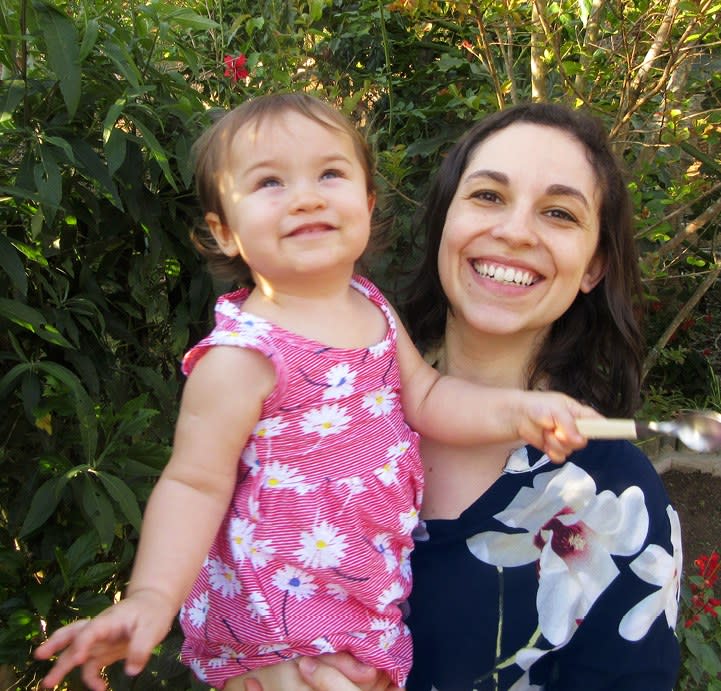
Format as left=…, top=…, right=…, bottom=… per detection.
left=179, top=275, right=423, bottom=688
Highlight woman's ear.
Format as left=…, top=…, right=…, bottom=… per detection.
left=580, top=252, right=607, bottom=293
left=205, top=212, right=240, bottom=258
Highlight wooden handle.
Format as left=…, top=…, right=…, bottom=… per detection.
left=576, top=418, right=638, bottom=440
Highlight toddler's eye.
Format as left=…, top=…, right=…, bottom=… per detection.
left=258, top=177, right=281, bottom=189
left=321, top=169, right=343, bottom=180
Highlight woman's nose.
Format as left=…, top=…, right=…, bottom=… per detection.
left=489, top=206, right=539, bottom=246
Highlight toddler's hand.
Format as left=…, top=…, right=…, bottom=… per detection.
left=34, top=590, right=175, bottom=691
left=514, top=392, right=601, bottom=463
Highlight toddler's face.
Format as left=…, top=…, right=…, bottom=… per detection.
left=207, top=111, right=375, bottom=294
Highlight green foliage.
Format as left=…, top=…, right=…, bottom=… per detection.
left=1, top=0, right=720, bottom=688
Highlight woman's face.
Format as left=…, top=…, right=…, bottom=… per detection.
left=438, top=122, right=606, bottom=343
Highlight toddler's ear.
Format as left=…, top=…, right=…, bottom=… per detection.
left=206, top=212, right=240, bottom=258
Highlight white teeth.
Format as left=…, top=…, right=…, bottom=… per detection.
left=473, top=262, right=536, bottom=286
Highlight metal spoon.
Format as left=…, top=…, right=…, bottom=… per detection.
left=576, top=410, right=721, bottom=453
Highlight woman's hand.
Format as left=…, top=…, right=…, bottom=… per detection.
left=238, top=654, right=402, bottom=691
left=297, top=656, right=403, bottom=691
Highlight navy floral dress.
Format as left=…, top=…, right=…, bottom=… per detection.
left=406, top=441, right=681, bottom=690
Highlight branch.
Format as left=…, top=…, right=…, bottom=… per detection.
left=645, top=195, right=721, bottom=261
left=530, top=0, right=548, bottom=101
left=643, top=263, right=721, bottom=380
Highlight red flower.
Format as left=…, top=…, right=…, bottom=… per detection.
left=224, top=54, right=249, bottom=83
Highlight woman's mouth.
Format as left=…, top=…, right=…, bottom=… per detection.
left=471, top=261, right=539, bottom=286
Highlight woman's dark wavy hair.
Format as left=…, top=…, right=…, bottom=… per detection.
left=191, top=92, right=377, bottom=286
left=405, top=102, right=644, bottom=417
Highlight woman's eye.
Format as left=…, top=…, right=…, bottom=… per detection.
left=546, top=208, right=578, bottom=222
left=470, top=189, right=500, bottom=203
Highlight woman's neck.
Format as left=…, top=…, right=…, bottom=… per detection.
left=441, top=317, right=543, bottom=390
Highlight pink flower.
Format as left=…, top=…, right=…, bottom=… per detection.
left=224, top=54, right=249, bottom=83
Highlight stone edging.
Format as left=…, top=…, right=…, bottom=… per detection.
left=650, top=443, right=721, bottom=477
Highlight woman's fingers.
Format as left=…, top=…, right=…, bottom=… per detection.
left=297, top=657, right=403, bottom=691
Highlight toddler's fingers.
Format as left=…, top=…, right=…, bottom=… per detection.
left=125, top=621, right=168, bottom=676
left=80, top=659, right=110, bottom=691
left=35, top=619, right=91, bottom=660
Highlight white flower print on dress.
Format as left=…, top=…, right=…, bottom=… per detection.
left=327, top=582, right=348, bottom=601
left=368, top=340, right=390, bottom=358
left=295, top=521, right=348, bottom=568
left=374, top=458, right=399, bottom=486
left=258, top=643, right=291, bottom=655
left=273, top=565, right=318, bottom=600
left=241, top=442, right=260, bottom=476
left=323, top=363, right=357, bottom=400
left=246, top=591, right=270, bottom=621
left=301, top=403, right=352, bottom=437
left=311, top=637, right=337, bottom=653
left=387, top=441, right=411, bottom=460
left=337, top=475, right=367, bottom=496
left=362, top=388, right=396, bottom=417
left=618, top=505, right=682, bottom=641
left=189, top=658, right=207, bottom=682
left=262, top=460, right=316, bottom=494
left=372, top=533, right=398, bottom=572
left=253, top=416, right=288, bottom=439
left=379, top=626, right=400, bottom=652
left=377, top=581, right=405, bottom=612
left=207, top=557, right=242, bottom=598
left=466, top=462, right=649, bottom=647
left=399, top=546, right=412, bottom=580
left=248, top=538, right=275, bottom=567
left=186, top=591, right=209, bottom=628
left=229, top=517, right=255, bottom=563
left=399, top=506, right=419, bottom=534
left=208, top=646, right=246, bottom=668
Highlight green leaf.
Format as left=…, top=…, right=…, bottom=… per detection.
left=79, top=18, right=99, bottom=61
left=95, top=471, right=142, bottom=531
left=18, top=475, right=70, bottom=537
left=33, top=0, right=81, bottom=119
left=68, top=137, right=123, bottom=208
left=101, top=39, right=142, bottom=88
left=0, top=79, right=25, bottom=125
left=128, top=115, right=179, bottom=192
left=0, top=233, right=28, bottom=296
left=0, top=297, right=75, bottom=348
left=81, top=475, right=116, bottom=547
left=36, top=361, right=98, bottom=462
left=0, top=362, right=31, bottom=401
left=163, top=8, right=220, bottom=30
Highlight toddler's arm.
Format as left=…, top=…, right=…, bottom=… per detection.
left=35, top=346, right=275, bottom=690
left=392, top=310, right=599, bottom=460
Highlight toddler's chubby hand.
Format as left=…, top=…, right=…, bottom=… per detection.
left=514, top=392, right=602, bottom=463
left=34, top=590, right=176, bottom=691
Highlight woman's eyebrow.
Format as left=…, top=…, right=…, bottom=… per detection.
left=463, top=169, right=508, bottom=185
left=546, top=183, right=590, bottom=209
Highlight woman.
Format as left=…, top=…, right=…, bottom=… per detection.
left=245, top=102, right=682, bottom=690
